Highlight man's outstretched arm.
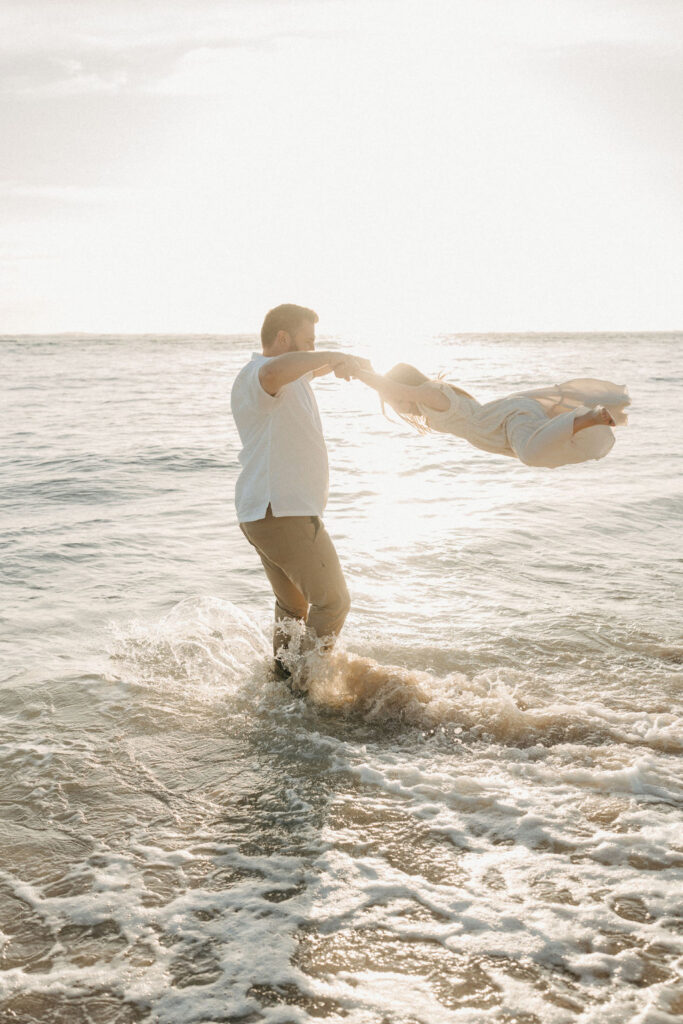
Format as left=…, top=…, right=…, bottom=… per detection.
left=259, top=352, right=371, bottom=395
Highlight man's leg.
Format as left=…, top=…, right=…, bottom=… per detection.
left=240, top=511, right=350, bottom=662
left=288, top=517, right=350, bottom=644
left=240, top=519, right=309, bottom=669
left=258, top=547, right=310, bottom=670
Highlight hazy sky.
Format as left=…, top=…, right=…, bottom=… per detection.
left=1, top=0, right=682, bottom=338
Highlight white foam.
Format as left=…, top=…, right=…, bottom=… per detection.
left=2, top=598, right=681, bottom=1022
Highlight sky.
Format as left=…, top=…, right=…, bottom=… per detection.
left=1, top=0, right=682, bottom=340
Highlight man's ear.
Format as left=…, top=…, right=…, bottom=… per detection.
left=274, top=330, right=290, bottom=353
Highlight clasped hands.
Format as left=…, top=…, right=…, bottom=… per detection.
left=333, top=355, right=373, bottom=381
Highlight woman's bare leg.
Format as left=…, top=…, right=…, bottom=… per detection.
left=573, top=406, right=615, bottom=434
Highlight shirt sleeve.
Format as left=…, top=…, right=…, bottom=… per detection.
left=246, top=360, right=282, bottom=412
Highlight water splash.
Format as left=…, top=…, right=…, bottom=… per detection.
left=109, top=599, right=682, bottom=756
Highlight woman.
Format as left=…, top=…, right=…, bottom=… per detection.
left=350, top=363, right=629, bottom=468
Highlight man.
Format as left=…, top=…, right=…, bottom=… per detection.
left=230, top=303, right=368, bottom=688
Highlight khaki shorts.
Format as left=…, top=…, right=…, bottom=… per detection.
left=240, top=506, right=350, bottom=657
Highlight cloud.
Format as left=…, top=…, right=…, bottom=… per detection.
left=2, top=0, right=682, bottom=332
left=0, top=58, right=131, bottom=96
left=0, top=31, right=343, bottom=97
left=0, top=0, right=349, bottom=96
left=0, top=180, right=128, bottom=204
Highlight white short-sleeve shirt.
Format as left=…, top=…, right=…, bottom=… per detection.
left=230, top=353, right=329, bottom=522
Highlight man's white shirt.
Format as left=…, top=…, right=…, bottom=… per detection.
left=230, top=353, right=329, bottom=523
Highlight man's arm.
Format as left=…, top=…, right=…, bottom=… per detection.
left=311, top=362, right=337, bottom=378
left=259, top=352, right=371, bottom=395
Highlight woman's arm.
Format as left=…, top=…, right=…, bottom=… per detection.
left=351, top=369, right=450, bottom=412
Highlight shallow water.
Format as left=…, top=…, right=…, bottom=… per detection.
left=1, top=332, right=682, bottom=1023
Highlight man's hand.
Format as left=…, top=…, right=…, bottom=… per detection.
left=333, top=356, right=373, bottom=381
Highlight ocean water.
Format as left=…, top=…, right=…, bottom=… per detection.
left=0, top=331, right=682, bottom=1024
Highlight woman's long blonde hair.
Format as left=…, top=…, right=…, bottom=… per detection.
left=382, top=363, right=473, bottom=434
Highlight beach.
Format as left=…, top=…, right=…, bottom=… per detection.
left=1, top=331, right=682, bottom=1023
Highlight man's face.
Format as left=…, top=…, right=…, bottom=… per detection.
left=288, top=319, right=316, bottom=352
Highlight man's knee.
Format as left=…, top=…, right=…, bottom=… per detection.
left=329, top=581, right=351, bottom=630
left=333, top=583, right=351, bottom=625
left=310, top=582, right=350, bottom=638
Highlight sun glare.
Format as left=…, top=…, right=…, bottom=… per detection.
left=2, top=0, right=682, bottom=333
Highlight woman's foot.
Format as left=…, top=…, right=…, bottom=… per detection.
left=573, top=406, right=616, bottom=434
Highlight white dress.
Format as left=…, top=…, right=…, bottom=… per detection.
left=418, top=379, right=630, bottom=468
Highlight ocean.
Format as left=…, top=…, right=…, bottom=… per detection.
left=1, top=331, right=681, bottom=1024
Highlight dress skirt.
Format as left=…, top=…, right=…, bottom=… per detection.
left=423, top=379, right=630, bottom=469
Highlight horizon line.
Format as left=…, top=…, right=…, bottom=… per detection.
left=1, top=328, right=682, bottom=340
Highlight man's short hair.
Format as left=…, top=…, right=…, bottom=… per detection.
left=261, top=304, right=319, bottom=349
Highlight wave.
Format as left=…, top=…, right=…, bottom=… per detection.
left=108, top=598, right=683, bottom=757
